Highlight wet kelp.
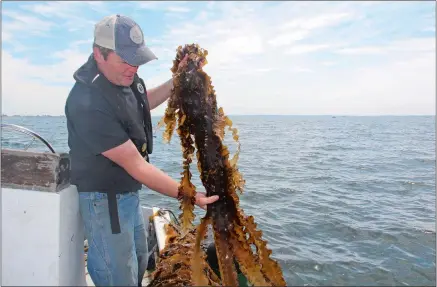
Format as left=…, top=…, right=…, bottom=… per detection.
left=149, top=44, right=286, bottom=287
left=146, top=221, right=221, bottom=287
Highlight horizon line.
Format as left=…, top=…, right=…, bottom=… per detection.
left=1, top=114, right=435, bottom=117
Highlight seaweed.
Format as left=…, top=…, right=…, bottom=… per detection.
left=150, top=44, right=286, bottom=287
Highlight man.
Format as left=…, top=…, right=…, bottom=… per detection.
left=64, top=14, right=219, bottom=287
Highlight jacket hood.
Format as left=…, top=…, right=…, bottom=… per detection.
left=73, top=53, right=99, bottom=85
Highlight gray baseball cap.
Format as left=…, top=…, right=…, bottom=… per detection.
left=94, top=14, right=157, bottom=66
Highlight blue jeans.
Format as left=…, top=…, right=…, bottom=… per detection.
left=79, top=191, right=148, bottom=286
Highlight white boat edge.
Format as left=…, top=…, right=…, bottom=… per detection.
left=1, top=148, right=172, bottom=286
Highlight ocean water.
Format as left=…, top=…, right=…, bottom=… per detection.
left=2, top=115, right=435, bottom=286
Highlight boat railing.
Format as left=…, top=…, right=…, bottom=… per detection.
left=1, top=123, right=56, bottom=154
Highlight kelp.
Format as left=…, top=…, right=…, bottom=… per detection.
left=149, top=44, right=286, bottom=287
left=147, top=221, right=221, bottom=287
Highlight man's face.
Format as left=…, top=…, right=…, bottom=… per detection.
left=95, top=48, right=139, bottom=86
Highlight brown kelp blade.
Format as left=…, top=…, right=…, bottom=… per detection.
left=243, top=215, right=287, bottom=286
left=229, top=223, right=270, bottom=286
left=213, top=227, right=239, bottom=286
left=191, top=217, right=211, bottom=286
left=176, top=110, right=197, bottom=233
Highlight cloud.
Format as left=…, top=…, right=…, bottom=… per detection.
left=137, top=1, right=190, bottom=13
left=166, top=6, right=190, bottom=13
left=10, top=1, right=108, bottom=35
left=285, top=44, right=333, bottom=54
left=327, top=54, right=435, bottom=115
left=267, top=31, right=309, bottom=47
left=136, top=1, right=164, bottom=10
left=290, top=66, right=313, bottom=73
left=336, top=46, right=384, bottom=55
left=20, top=1, right=79, bottom=18
left=321, top=61, right=336, bottom=66
left=1, top=52, right=81, bottom=116
left=70, top=39, right=94, bottom=49
left=21, top=1, right=108, bottom=18
left=2, top=31, right=12, bottom=42
left=2, top=10, right=55, bottom=37
left=335, top=37, right=435, bottom=55
left=1, top=1, right=435, bottom=116
left=280, top=12, right=354, bottom=31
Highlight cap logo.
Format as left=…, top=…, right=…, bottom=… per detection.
left=130, top=25, right=143, bottom=44
left=137, top=82, right=144, bottom=94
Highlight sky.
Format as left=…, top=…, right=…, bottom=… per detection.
left=1, top=1, right=435, bottom=116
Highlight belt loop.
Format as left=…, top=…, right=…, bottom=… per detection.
left=108, top=192, right=121, bottom=234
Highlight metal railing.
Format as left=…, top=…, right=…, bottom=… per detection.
left=1, top=123, right=56, bottom=154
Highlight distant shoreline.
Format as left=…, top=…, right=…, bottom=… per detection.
left=2, top=114, right=435, bottom=117
left=1, top=114, right=435, bottom=117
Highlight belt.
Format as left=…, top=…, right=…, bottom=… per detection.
left=107, top=192, right=121, bottom=234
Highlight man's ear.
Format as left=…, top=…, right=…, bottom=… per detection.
left=93, top=47, right=104, bottom=64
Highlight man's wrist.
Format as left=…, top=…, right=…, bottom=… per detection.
left=167, top=77, right=174, bottom=90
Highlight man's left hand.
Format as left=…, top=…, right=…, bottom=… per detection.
left=177, top=54, right=206, bottom=73
left=177, top=54, right=189, bottom=72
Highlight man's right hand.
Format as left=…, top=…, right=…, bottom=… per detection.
left=195, top=191, right=219, bottom=210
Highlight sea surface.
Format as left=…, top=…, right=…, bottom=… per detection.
left=2, top=115, right=435, bottom=286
